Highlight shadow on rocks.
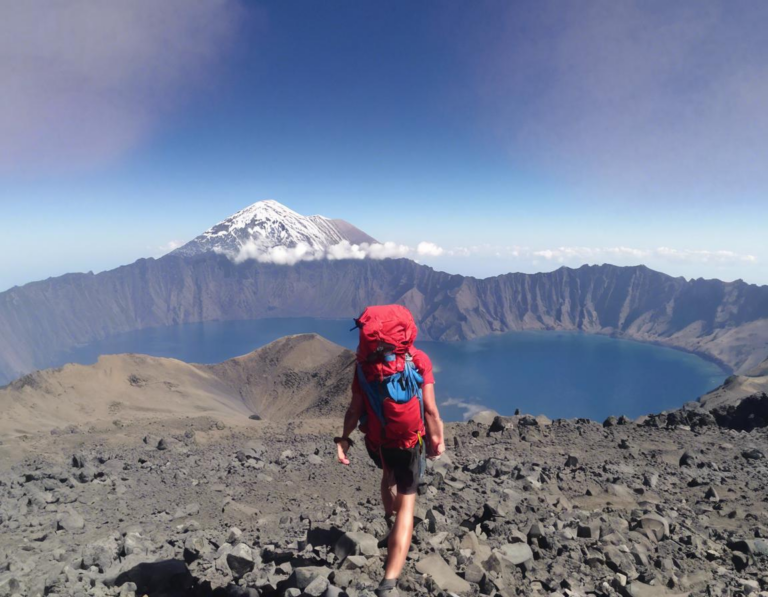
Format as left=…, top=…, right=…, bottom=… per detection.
left=114, top=559, right=261, bottom=597
left=114, top=559, right=196, bottom=597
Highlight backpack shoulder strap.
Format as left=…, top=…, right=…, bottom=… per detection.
left=356, top=364, right=386, bottom=428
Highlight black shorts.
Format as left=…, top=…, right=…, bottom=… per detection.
left=367, top=443, right=425, bottom=495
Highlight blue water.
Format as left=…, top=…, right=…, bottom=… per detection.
left=56, top=318, right=726, bottom=422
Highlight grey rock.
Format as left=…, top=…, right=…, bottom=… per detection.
left=742, top=448, right=765, bottom=460
left=415, top=553, right=471, bottom=592
left=183, top=535, right=210, bottom=562
left=303, top=575, right=329, bottom=597
left=577, top=520, right=602, bottom=540
left=227, top=527, right=243, bottom=545
left=82, top=536, right=120, bottom=572
left=637, top=513, right=669, bottom=542
left=289, top=566, right=331, bottom=590
left=464, top=562, right=486, bottom=584
left=489, top=415, right=515, bottom=433
left=226, top=543, right=255, bottom=578
left=495, top=542, right=534, bottom=566
left=57, top=509, right=85, bottom=532
left=333, top=531, right=379, bottom=561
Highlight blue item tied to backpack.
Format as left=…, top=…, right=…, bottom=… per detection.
left=356, top=354, right=424, bottom=427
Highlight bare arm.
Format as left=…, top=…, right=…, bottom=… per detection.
left=422, top=383, right=445, bottom=458
left=337, top=385, right=364, bottom=465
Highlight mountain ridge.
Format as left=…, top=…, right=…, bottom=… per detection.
left=1, top=254, right=767, bottom=386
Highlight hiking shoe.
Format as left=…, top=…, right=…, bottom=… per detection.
left=375, top=580, right=399, bottom=597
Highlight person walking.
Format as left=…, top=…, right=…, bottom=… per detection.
left=335, top=305, right=445, bottom=597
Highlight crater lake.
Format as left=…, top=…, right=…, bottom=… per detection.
left=53, top=318, right=726, bottom=422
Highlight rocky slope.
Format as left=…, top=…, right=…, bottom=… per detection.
left=0, top=334, right=354, bottom=439
left=1, top=256, right=767, bottom=385
left=1, top=411, right=767, bottom=597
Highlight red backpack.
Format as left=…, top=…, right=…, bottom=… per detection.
left=353, top=305, right=426, bottom=450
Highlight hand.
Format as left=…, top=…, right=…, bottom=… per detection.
left=336, top=439, right=351, bottom=465
left=427, top=438, right=445, bottom=460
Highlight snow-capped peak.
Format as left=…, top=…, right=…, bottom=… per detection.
left=171, top=200, right=377, bottom=258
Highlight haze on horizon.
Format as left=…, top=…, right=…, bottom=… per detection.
left=1, top=0, right=767, bottom=291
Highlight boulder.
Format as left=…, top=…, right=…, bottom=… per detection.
left=679, top=451, right=697, bottom=467
left=82, top=536, right=121, bottom=572
left=289, top=566, right=331, bottom=590
left=577, top=520, right=602, bottom=540
left=303, top=575, right=329, bottom=597
left=415, top=553, right=471, bottom=593
left=227, top=527, right=243, bottom=545
left=226, top=544, right=255, bottom=578
left=489, top=416, right=515, bottom=433
left=495, top=542, right=534, bottom=566
left=333, top=531, right=379, bottom=561
left=742, top=449, right=765, bottom=460
left=637, top=513, right=669, bottom=542
left=57, top=509, right=85, bottom=532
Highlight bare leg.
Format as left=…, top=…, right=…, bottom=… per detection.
left=381, top=468, right=397, bottom=517
left=383, top=491, right=416, bottom=580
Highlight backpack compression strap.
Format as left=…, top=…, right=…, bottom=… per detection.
left=356, top=354, right=425, bottom=430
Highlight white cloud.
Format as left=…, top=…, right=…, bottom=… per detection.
left=532, top=246, right=651, bottom=262
left=226, top=238, right=757, bottom=273
left=0, top=0, right=245, bottom=173
left=326, top=240, right=369, bottom=260
left=233, top=241, right=324, bottom=265
left=417, top=241, right=445, bottom=257
left=365, top=242, right=412, bottom=260
left=158, top=240, right=184, bottom=254
left=440, top=398, right=490, bottom=421
left=230, top=239, right=439, bottom=265
left=448, top=244, right=756, bottom=267
left=655, top=247, right=758, bottom=264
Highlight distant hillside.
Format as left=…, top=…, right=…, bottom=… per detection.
left=0, top=334, right=354, bottom=438
left=745, top=355, right=768, bottom=377
left=698, top=355, right=768, bottom=411
left=1, top=255, right=767, bottom=385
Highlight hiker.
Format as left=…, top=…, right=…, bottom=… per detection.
left=335, top=305, right=445, bottom=597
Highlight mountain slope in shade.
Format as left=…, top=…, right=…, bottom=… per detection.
left=0, top=334, right=353, bottom=438
left=745, top=355, right=768, bottom=377
left=1, top=256, right=767, bottom=386
left=698, top=355, right=768, bottom=412
left=171, top=200, right=378, bottom=257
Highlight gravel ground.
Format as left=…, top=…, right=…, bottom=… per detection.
left=1, top=412, right=767, bottom=597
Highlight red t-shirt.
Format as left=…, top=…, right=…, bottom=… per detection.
left=353, top=348, right=434, bottom=450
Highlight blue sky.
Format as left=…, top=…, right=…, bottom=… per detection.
left=1, top=0, right=767, bottom=291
